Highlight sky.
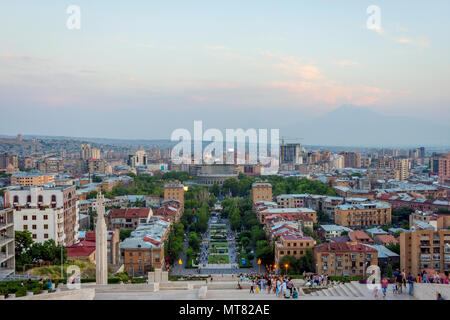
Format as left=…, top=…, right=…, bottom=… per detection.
left=0, top=1, right=449, bottom=145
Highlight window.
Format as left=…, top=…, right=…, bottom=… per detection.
left=13, top=195, right=19, bottom=203
left=32, top=234, right=37, bottom=239
left=44, top=234, right=48, bottom=239
left=38, top=195, right=43, bottom=203
left=23, top=225, right=28, bottom=230
left=43, top=215, right=48, bottom=220
left=44, top=225, right=48, bottom=229
left=27, top=195, right=31, bottom=203
left=129, top=252, right=133, bottom=256
left=32, top=225, right=36, bottom=230
left=51, top=195, right=56, bottom=202
left=32, top=215, right=36, bottom=220
left=23, top=216, right=28, bottom=221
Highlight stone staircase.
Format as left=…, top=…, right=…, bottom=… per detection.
left=305, top=281, right=367, bottom=298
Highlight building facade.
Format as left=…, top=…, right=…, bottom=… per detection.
left=7, top=185, right=78, bottom=245
left=334, top=202, right=392, bottom=227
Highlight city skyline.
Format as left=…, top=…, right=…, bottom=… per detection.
left=1, top=1, right=449, bottom=145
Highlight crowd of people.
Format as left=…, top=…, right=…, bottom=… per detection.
left=237, top=273, right=300, bottom=299
left=374, top=269, right=449, bottom=299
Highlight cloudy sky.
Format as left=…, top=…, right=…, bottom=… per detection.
left=0, top=1, right=449, bottom=144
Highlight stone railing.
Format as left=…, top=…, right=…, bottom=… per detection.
left=6, top=288, right=95, bottom=300
left=412, top=283, right=450, bottom=300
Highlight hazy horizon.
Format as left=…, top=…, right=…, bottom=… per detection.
left=1, top=1, right=449, bottom=146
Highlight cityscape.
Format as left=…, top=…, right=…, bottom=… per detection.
left=0, top=1, right=449, bottom=307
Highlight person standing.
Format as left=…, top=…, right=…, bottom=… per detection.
left=407, top=273, right=414, bottom=296
left=250, top=280, right=254, bottom=294
left=381, top=277, right=388, bottom=298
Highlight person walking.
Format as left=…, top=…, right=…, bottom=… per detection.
left=381, top=277, right=388, bottom=298
left=407, top=273, right=414, bottom=296
left=250, top=280, right=255, bottom=294
left=267, top=278, right=271, bottom=294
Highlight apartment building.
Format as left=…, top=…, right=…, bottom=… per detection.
left=438, top=153, right=450, bottom=185
left=105, top=208, right=153, bottom=230
left=7, top=185, right=78, bottom=246
left=251, top=182, right=273, bottom=204
left=164, top=181, right=184, bottom=213
left=314, top=242, right=378, bottom=277
left=334, top=202, right=392, bottom=227
left=121, top=216, right=171, bottom=275
left=10, top=172, right=55, bottom=186
left=37, top=157, right=64, bottom=174
left=275, top=234, right=316, bottom=267
left=400, top=229, right=450, bottom=276
left=0, top=208, right=15, bottom=279
left=394, top=159, right=410, bottom=181
left=276, top=194, right=308, bottom=208
left=341, top=152, right=361, bottom=168
left=257, top=207, right=317, bottom=224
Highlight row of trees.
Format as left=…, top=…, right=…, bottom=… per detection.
left=278, top=250, right=315, bottom=275
left=15, top=231, right=67, bottom=271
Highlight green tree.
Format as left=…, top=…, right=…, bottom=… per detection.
left=188, top=232, right=201, bottom=251
left=120, top=229, right=133, bottom=241
left=86, top=191, right=98, bottom=199
left=15, top=230, right=33, bottom=255
left=230, top=207, right=242, bottom=231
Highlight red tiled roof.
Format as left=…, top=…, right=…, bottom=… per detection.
left=375, top=234, right=399, bottom=244
left=108, top=208, right=151, bottom=219
left=349, top=230, right=373, bottom=242
left=67, top=245, right=95, bottom=257
left=314, top=242, right=377, bottom=253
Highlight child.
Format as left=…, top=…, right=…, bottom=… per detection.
left=373, top=286, right=379, bottom=299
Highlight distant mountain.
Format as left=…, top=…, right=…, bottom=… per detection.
left=284, top=105, right=450, bottom=147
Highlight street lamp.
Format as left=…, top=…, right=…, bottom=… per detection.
left=284, top=264, right=289, bottom=275
left=257, top=259, right=261, bottom=274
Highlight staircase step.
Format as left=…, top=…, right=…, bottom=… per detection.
left=335, top=285, right=348, bottom=297
left=343, top=283, right=359, bottom=297
left=349, top=282, right=365, bottom=296
left=322, top=289, right=330, bottom=297
left=329, top=287, right=340, bottom=296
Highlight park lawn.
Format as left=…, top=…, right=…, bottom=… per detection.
left=209, top=241, right=228, bottom=249
left=208, top=254, right=230, bottom=264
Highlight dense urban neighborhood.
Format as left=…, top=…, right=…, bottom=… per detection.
left=0, top=137, right=449, bottom=300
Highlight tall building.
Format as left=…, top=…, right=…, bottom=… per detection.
left=394, top=159, right=410, bottom=181
left=128, top=150, right=148, bottom=167
left=85, top=158, right=107, bottom=174
left=80, top=144, right=92, bottom=160
left=164, top=181, right=185, bottom=214
left=438, top=153, right=450, bottom=185
left=334, top=202, right=392, bottom=227
left=341, top=152, right=361, bottom=168
left=7, top=185, right=78, bottom=246
left=0, top=208, right=15, bottom=279
left=400, top=229, right=450, bottom=276
left=251, top=182, right=273, bottom=204
left=37, top=157, right=64, bottom=173
left=91, top=148, right=101, bottom=159
left=0, top=153, right=18, bottom=170
left=280, top=143, right=304, bottom=165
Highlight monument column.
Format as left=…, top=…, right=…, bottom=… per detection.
left=95, top=192, right=108, bottom=285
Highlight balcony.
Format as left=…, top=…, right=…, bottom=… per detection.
left=433, top=254, right=440, bottom=261
left=322, top=257, right=328, bottom=262
left=0, top=252, right=14, bottom=263
left=0, top=236, right=14, bottom=247
left=444, top=255, right=450, bottom=262
left=420, top=254, right=431, bottom=261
